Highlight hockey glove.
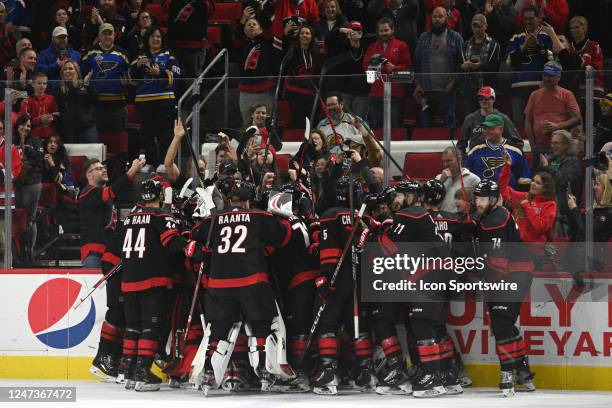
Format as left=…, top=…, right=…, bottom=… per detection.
left=184, top=240, right=211, bottom=263
left=315, top=276, right=336, bottom=303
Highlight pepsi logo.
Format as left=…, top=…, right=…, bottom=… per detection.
left=28, top=278, right=96, bottom=349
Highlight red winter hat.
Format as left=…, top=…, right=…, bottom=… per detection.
left=477, top=86, right=496, bottom=99
left=348, top=21, right=363, bottom=31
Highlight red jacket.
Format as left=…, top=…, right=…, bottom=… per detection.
left=363, top=37, right=412, bottom=97
left=515, top=0, right=569, bottom=33
left=498, top=163, right=557, bottom=244
left=271, top=0, right=319, bottom=40
left=19, top=93, right=58, bottom=138
left=569, top=39, right=606, bottom=97
left=0, top=139, right=22, bottom=209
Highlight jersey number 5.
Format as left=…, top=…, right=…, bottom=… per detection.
left=217, top=225, right=247, bottom=254
left=123, top=228, right=146, bottom=259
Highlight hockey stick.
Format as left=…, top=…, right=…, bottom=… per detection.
left=349, top=175, right=360, bottom=339
left=298, top=202, right=367, bottom=364
left=73, top=263, right=122, bottom=310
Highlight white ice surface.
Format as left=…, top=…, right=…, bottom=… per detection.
left=1, top=379, right=611, bottom=408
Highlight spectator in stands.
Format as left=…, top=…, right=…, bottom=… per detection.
left=466, top=113, right=531, bottom=189
left=413, top=7, right=463, bottom=128
left=567, top=16, right=607, bottom=101
left=505, top=5, right=553, bottom=127
left=364, top=17, right=412, bottom=128
left=459, top=14, right=501, bottom=115
left=0, top=3, right=19, bottom=67
left=482, top=0, right=516, bottom=51
left=13, top=115, right=43, bottom=263
left=78, top=157, right=144, bottom=268
left=271, top=0, right=319, bottom=41
left=314, top=0, right=347, bottom=55
left=81, top=23, right=130, bottom=133
left=55, top=59, right=98, bottom=143
left=19, top=72, right=58, bottom=139
left=538, top=129, right=581, bottom=219
left=453, top=186, right=473, bottom=219
left=51, top=6, right=83, bottom=52
left=424, top=0, right=462, bottom=34
left=291, top=128, right=327, bottom=178
left=538, top=21, right=582, bottom=95
left=0, top=119, right=22, bottom=267
left=2, top=0, right=31, bottom=37
left=366, top=0, right=420, bottom=52
left=524, top=61, right=582, bottom=172
left=122, top=0, right=146, bottom=35
left=284, top=24, right=321, bottom=129
left=436, top=146, right=480, bottom=213
left=2, top=36, right=31, bottom=71
left=317, top=93, right=370, bottom=146
left=85, top=0, right=126, bottom=46
left=237, top=103, right=282, bottom=158
left=42, top=134, right=75, bottom=196
left=595, top=93, right=612, bottom=152
left=37, top=26, right=81, bottom=92
left=579, top=1, right=612, bottom=89
left=498, top=156, right=558, bottom=245
left=324, top=20, right=372, bottom=120
left=514, top=0, right=569, bottom=33
left=123, top=9, right=152, bottom=57
left=130, top=25, right=180, bottom=170
left=166, top=0, right=208, bottom=82
left=459, top=86, right=523, bottom=154
left=236, top=17, right=282, bottom=125
left=567, top=170, right=612, bottom=245
left=0, top=47, right=37, bottom=106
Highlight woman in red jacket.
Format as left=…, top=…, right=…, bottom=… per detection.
left=498, top=156, right=557, bottom=244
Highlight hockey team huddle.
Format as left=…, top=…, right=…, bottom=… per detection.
left=86, top=149, right=536, bottom=399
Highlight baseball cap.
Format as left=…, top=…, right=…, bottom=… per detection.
left=481, top=113, right=504, bottom=128
left=98, top=23, right=115, bottom=35
left=477, top=86, right=496, bottom=99
left=219, top=161, right=238, bottom=176
left=348, top=21, right=363, bottom=31
left=471, top=13, right=487, bottom=27
left=543, top=61, right=562, bottom=76
left=52, top=26, right=68, bottom=37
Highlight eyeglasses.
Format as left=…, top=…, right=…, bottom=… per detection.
left=87, top=166, right=106, bottom=173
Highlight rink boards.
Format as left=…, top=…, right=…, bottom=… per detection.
left=0, top=269, right=611, bottom=391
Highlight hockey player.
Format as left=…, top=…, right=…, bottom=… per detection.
left=311, top=176, right=376, bottom=395
left=382, top=180, right=455, bottom=398
left=190, top=180, right=295, bottom=393
left=472, top=179, right=536, bottom=396
left=85, top=157, right=144, bottom=380
left=118, top=178, right=207, bottom=391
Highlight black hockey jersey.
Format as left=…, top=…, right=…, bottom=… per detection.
left=191, top=206, right=292, bottom=288
left=120, top=205, right=188, bottom=292
left=428, top=209, right=463, bottom=245
left=78, top=174, right=132, bottom=262
left=474, top=206, right=534, bottom=279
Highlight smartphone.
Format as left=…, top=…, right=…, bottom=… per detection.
left=566, top=181, right=572, bottom=196
left=138, top=149, right=146, bottom=161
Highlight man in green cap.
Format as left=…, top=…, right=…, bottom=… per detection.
left=466, top=113, right=532, bottom=190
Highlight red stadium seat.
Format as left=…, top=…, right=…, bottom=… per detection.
left=411, top=127, right=451, bottom=141
left=98, top=131, right=128, bottom=154
left=146, top=3, right=168, bottom=26
left=371, top=128, right=407, bottom=141
left=276, top=100, right=292, bottom=128
left=403, top=152, right=442, bottom=180
left=209, top=1, right=243, bottom=22
left=403, top=98, right=419, bottom=126
left=276, top=154, right=291, bottom=172
left=207, top=25, right=223, bottom=46
left=283, top=129, right=306, bottom=142
left=69, top=155, right=87, bottom=187
left=126, top=104, right=141, bottom=131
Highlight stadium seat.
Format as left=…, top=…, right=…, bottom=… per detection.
left=207, top=25, right=223, bottom=47
left=411, top=127, right=451, bottom=141
left=69, top=155, right=88, bottom=187
left=283, top=129, right=306, bottom=142
left=209, top=1, right=243, bottom=22
left=146, top=3, right=168, bottom=26
left=276, top=154, right=291, bottom=172
left=126, top=104, right=141, bottom=131
left=403, top=152, right=442, bottom=180
left=372, top=128, right=407, bottom=141
left=97, top=132, right=128, bottom=154
left=276, top=100, right=292, bottom=128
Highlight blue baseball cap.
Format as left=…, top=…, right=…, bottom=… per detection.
left=543, top=61, right=562, bottom=76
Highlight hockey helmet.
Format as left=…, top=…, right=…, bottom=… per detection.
left=335, top=175, right=362, bottom=207
left=140, top=178, right=163, bottom=202
left=230, top=180, right=256, bottom=202
left=395, top=179, right=421, bottom=196
left=474, top=179, right=500, bottom=198
left=422, top=179, right=446, bottom=205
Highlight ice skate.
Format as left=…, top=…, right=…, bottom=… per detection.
left=221, top=360, right=252, bottom=392
left=500, top=370, right=515, bottom=397
left=515, top=361, right=536, bottom=392
left=116, top=356, right=135, bottom=389
left=374, top=354, right=412, bottom=395
left=168, top=374, right=192, bottom=389
left=354, top=360, right=377, bottom=392
left=412, top=372, right=446, bottom=398
left=270, top=372, right=310, bottom=393
left=311, top=358, right=339, bottom=395
left=90, top=351, right=119, bottom=382
left=133, top=358, right=162, bottom=392
left=200, top=368, right=216, bottom=396
left=442, top=366, right=463, bottom=395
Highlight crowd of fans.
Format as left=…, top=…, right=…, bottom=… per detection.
left=0, top=0, right=610, bottom=267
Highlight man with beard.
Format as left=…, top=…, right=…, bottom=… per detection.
left=363, top=17, right=411, bottom=128
left=317, top=93, right=369, bottom=145
left=413, top=6, right=463, bottom=129
left=85, top=0, right=127, bottom=46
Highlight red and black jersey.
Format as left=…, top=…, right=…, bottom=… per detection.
left=269, top=215, right=318, bottom=291
left=474, top=206, right=534, bottom=279
left=120, top=205, right=189, bottom=292
left=191, top=206, right=292, bottom=288
left=381, top=205, right=441, bottom=254
left=77, top=174, right=132, bottom=262
left=428, top=209, right=463, bottom=245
